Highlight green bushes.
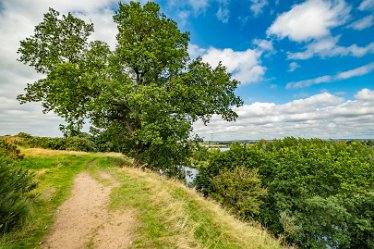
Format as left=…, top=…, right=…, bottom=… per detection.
left=0, top=140, right=36, bottom=234
left=195, top=138, right=374, bottom=248
left=4, top=133, right=98, bottom=152
left=211, top=167, right=267, bottom=218
left=28, top=136, right=97, bottom=151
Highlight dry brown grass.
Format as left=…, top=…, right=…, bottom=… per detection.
left=114, top=167, right=285, bottom=249
left=21, top=148, right=125, bottom=158
left=21, top=148, right=89, bottom=157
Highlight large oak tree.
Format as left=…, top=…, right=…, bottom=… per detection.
left=17, top=2, right=242, bottom=175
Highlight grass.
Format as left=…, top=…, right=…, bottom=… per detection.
left=104, top=166, right=283, bottom=249
left=1, top=148, right=283, bottom=249
left=0, top=152, right=93, bottom=249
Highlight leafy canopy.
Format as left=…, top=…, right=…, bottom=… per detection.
left=195, top=138, right=374, bottom=249
left=17, top=2, right=242, bottom=174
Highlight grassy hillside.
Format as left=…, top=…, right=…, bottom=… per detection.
left=0, top=148, right=283, bottom=249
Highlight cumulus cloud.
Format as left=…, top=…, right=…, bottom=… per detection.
left=187, top=43, right=266, bottom=84
left=286, top=62, right=374, bottom=88
left=355, top=88, right=374, bottom=101
left=0, top=0, right=117, bottom=136
left=201, top=48, right=265, bottom=84
left=267, top=0, right=350, bottom=42
left=348, top=15, right=373, bottom=30
left=194, top=89, right=374, bottom=140
left=288, top=36, right=374, bottom=60
left=268, top=0, right=374, bottom=60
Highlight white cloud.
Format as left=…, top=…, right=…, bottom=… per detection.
left=216, top=6, right=229, bottom=23
left=176, top=10, right=191, bottom=27
left=288, top=62, right=299, bottom=72
left=201, top=47, right=265, bottom=84
left=336, top=63, right=374, bottom=79
left=288, top=36, right=374, bottom=60
left=188, top=39, right=274, bottom=84
left=188, top=44, right=207, bottom=59
left=286, top=62, right=374, bottom=88
left=348, top=15, right=373, bottom=30
left=194, top=89, right=374, bottom=140
left=188, top=0, right=209, bottom=14
left=359, top=0, right=374, bottom=11
left=355, top=88, right=374, bottom=101
left=267, top=0, right=350, bottom=42
left=252, top=39, right=274, bottom=52
left=250, top=0, right=268, bottom=16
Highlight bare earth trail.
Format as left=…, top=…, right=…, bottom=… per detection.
left=42, top=171, right=135, bottom=249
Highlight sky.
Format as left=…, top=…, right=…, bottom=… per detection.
left=0, top=0, right=373, bottom=140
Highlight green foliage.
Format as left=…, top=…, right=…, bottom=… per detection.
left=211, top=167, right=267, bottom=218
left=195, top=138, right=374, bottom=249
left=0, top=143, right=36, bottom=234
left=17, top=1, right=242, bottom=176
left=0, top=139, right=23, bottom=159
left=5, top=134, right=98, bottom=152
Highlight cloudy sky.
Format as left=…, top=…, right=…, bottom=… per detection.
left=0, top=0, right=373, bottom=140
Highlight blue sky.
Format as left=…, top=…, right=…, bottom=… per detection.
left=0, top=0, right=373, bottom=140
left=158, top=0, right=374, bottom=102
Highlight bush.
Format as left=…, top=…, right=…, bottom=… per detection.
left=195, top=138, right=374, bottom=248
left=0, top=139, right=23, bottom=159
left=0, top=143, right=36, bottom=233
left=64, top=136, right=97, bottom=151
left=211, top=167, right=266, bottom=218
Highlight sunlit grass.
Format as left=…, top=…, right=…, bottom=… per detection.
left=1, top=148, right=283, bottom=249
left=105, top=166, right=283, bottom=249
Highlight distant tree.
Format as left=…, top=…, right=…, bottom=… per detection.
left=17, top=2, right=242, bottom=175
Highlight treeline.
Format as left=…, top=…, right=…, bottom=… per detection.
left=1, top=132, right=120, bottom=152
left=194, top=138, right=374, bottom=249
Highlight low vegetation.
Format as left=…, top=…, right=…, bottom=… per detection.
left=0, top=140, right=35, bottom=234
left=195, top=138, right=374, bottom=249
left=0, top=140, right=282, bottom=249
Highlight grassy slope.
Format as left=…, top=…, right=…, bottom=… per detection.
left=0, top=149, right=283, bottom=249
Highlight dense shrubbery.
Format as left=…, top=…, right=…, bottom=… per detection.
left=2, top=133, right=99, bottom=152
left=211, top=167, right=267, bottom=218
left=27, top=135, right=97, bottom=152
left=195, top=138, right=374, bottom=249
left=0, top=140, right=36, bottom=234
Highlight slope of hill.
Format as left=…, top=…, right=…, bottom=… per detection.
left=0, top=148, right=283, bottom=249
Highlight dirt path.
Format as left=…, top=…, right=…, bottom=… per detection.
left=42, top=172, right=135, bottom=249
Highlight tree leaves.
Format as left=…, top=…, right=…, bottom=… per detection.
left=17, top=2, right=242, bottom=175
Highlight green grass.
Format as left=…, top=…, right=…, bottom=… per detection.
left=0, top=154, right=93, bottom=249
left=1, top=149, right=283, bottom=249
left=105, top=167, right=283, bottom=249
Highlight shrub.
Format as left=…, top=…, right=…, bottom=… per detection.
left=0, top=145, right=36, bottom=233
left=195, top=138, right=374, bottom=248
left=64, top=136, right=97, bottom=152
left=211, top=167, right=266, bottom=218
left=0, top=139, right=23, bottom=159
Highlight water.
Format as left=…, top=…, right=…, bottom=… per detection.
left=183, top=166, right=199, bottom=185
left=183, top=147, right=230, bottom=184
